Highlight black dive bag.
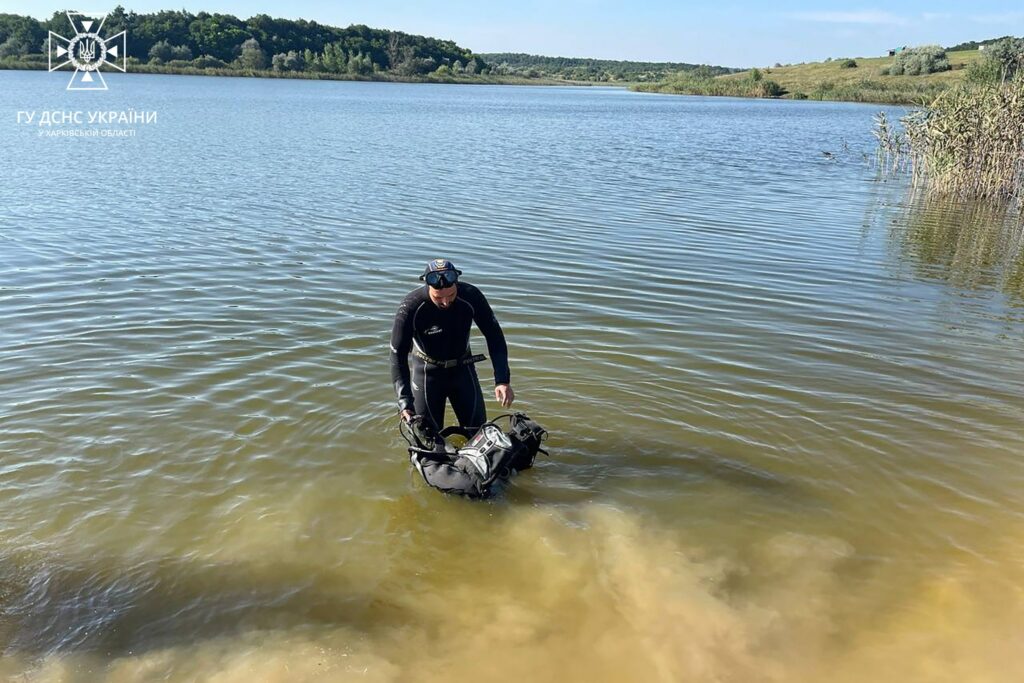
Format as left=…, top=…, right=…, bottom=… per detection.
left=400, top=413, right=548, bottom=499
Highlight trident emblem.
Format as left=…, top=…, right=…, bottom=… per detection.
left=48, top=11, right=127, bottom=91
left=79, top=39, right=97, bottom=63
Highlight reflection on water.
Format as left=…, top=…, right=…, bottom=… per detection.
left=891, top=193, right=1024, bottom=300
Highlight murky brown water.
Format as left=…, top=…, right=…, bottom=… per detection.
left=2, top=72, right=1023, bottom=681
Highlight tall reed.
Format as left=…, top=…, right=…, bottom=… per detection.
left=885, top=75, right=1024, bottom=205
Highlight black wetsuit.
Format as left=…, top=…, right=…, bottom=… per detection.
left=390, top=282, right=510, bottom=431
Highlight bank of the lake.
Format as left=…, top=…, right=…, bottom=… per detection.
left=634, top=48, right=986, bottom=104
left=0, top=60, right=592, bottom=87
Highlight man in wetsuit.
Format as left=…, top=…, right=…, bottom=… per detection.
left=390, top=259, right=514, bottom=430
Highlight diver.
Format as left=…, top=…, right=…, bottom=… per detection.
left=390, top=259, right=514, bottom=431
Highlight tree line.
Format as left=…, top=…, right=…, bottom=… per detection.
left=0, top=7, right=487, bottom=76
left=0, top=10, right=737, bottom=81
left=478, top=52, right=736, bottom=82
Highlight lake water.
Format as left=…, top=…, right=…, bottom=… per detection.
left=1, top=71, right=1023, bottom=682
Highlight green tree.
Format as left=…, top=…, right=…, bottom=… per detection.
left=188, top=14, right=250, bottom=62
left=271, top=50, right=303, bottom=72
left=149, top=40, right=192, bottom=63
left=238, top=37, right=266, bottom=70
left=0, top=36, right=27, bottom=57
left=348, top=50, right=367, bottom=75
left=988, top=37, right=1024, bottom=81
left=0, top=13, right=45, bottom=54
left=127, top=10, right=194, bottom=61
left=148, top=39, right=173, bottom=62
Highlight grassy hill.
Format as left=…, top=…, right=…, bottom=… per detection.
left=636, top=49, right=987, bottom=104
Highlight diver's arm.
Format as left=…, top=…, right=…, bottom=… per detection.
left=390, top=299, right=416, bottom=415
left=469, top=288, right=511, bottom=386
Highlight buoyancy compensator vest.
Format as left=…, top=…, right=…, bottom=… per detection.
left=399, top=413, right=549, bottom=498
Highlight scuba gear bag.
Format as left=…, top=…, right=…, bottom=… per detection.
left=399, top=413, right=548, bottom=499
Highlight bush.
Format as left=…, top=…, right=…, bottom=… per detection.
left=987, top=37, right=1024, bottom=81
left=754, top=79, right=785, bottom=97
left=192, top=55, right=227, bottom=69
left=840, top=59, right=858, bottom=69
left=887, top=45, right=950, bottom=76
left=0, top=37, right=28, bottom=58
left=149, top=40, right=191, bottom=63
left=966, top=57, right=1003, bottom=85
left=170, top=45, right=192, bottom=61
left=271, top=50, right=304, bottom=72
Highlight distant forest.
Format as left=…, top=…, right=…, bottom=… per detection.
left=0, top=7, right=487, bottom=76
left=0, top=8, right=734, bottom=82
left=945, top=36, right=1020, bottom=52
left=479, top=53, right=738, bottom=82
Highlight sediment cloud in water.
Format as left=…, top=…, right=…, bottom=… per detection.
left=1, top=504, right=1021, bottom=682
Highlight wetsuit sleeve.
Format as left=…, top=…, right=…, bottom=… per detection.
left=471, top=290, right=511, bottom=385
left=390, top=299, right=416, bottom=412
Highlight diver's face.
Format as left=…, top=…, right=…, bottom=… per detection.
left=429, top=284, right=457, bottom=309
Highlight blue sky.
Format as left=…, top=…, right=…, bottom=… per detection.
left=6, top=1, right=1024, bottom=67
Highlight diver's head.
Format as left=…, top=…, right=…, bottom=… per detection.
left=420, top=259, right=461, bottom=309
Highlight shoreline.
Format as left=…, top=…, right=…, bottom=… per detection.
left=630, top=82, right=934, bottom=106
left=2, top=62, right=932, bottom=104
left=0, top=62, right=607, bottom=88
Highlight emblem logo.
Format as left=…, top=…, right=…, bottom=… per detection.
left=425, top=325, right=443, bottom=335
left=48, top=10, right=128, bottom=91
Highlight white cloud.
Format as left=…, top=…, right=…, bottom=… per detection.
left=791, top=11, right=909, bottom=26
left=968, top=11, right=1024, bottom=24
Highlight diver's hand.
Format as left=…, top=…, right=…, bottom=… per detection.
left=495, top=384, right=514, bottom=409
left=400, top=409, right=414, bottom=423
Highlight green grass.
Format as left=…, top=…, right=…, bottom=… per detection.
left=635, top=50, right=986, bottom=104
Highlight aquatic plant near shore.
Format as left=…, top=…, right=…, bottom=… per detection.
left=875, top=76, right=1024, bottom=206
left=636, top=68, right=785, bottom=98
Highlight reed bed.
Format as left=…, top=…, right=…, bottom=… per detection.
left=877, top=76, right=1024, bottom=206
left=635, top=72, right=784, bottom=98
